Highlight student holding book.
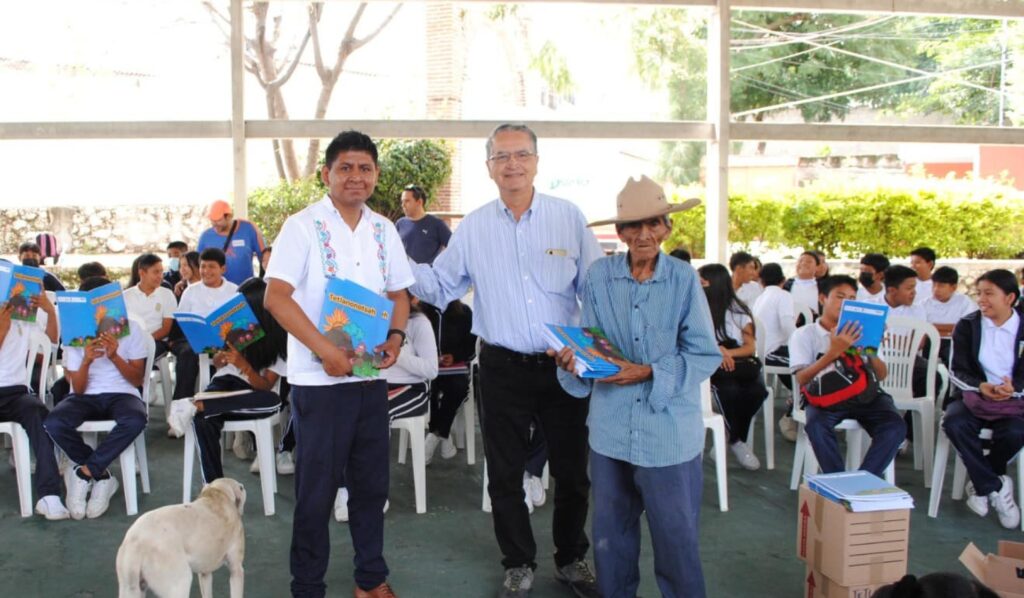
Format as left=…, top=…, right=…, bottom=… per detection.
left=943, top=269, right=1024, bottom=529
left=44, top=277, right=149, bottom=520
left=550, top=175, right=720, bottom=598
left=265, top=130, right=412, bottom=598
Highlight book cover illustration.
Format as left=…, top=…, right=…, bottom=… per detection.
left=56, top=281, right=131, bottom=347
left=837, top=300, right=890, bottom=353
left=543, top=324, right=625, bottom=379
left=174, top=294, right=264, bottom=356
left=318, top=278, right=394, bottom=378
left=0, top=262, right=45, bottom=322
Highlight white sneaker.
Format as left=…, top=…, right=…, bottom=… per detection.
left=167, top=400, right=196, bottom=438
left=249, top=457, right=260, bottom=473
left=524, top=473, right=546, bottom=508
left=730, top=441, right=761, bottom=470
left=334, top=487, right=349, bottom=522
left=86, top=475, right=119, bottom=519
left=232, top=433, right=255, bottom=460
left=966, top=480, right=989, bottom=517
left=424, top=432, right=441, bottom=466
left=64, top=467, right=91, bottom=521
left=440, top=436, right=458, bottom=460
left=522, top=477, right=535, bottom=515
left=898, top=439, right=911, bottom=457
left=276, top=452, right=295, bottom=475
left=778, top=414, right=798, bottom=443
left=35, top=495, right=70, bottom=521
left=989, top=476, right=1021, bottom=530
left=383, top=499, right=390, bottom=514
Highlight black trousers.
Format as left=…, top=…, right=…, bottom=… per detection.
left=712, top=369, right=768, bottom=444
left=193, top=376, right=281, bottom=483
left=0, top=385, right=61, bottom=497
left=428, top=373, right=469, bottom=439
left=171, top=340, right=199, bottom=400
left=478, top=344, right=591, bottom=570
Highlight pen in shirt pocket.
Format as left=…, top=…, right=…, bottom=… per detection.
left=546, top=249, right=568, bottom=257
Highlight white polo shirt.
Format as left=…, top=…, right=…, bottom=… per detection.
left=923, top=293, right=978, bottom=325
left=790, top=278, right=820, bottom=315
left=64, top=324, right=148, bottom=399
left=123, top=285, right=178, bottom=335
left=736, top=281, right=763, bottom=308
left=857, top=286, right=885, bottom=304
left=979, top=311, right=1021, bottom=385
left=788, top=321, right=831, bottom=374
left=913, top=279, right=933, bottom=306
left=753, top=285, right=796, bottom=355
left=0, top=311, right=49, bottom=388
left=265, top=196, right=415, bottom=386
left=177, top=279, right=238, bottom=317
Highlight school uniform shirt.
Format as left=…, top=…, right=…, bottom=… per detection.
left=790, top=278, right=820, bottom=315
left=0, top=311, right=49, bottom=387
left=913, top=278, right=933, bottom=306
left=886, top=302, right=927, bottom=337
left=265, top=197, right=415, bottom=387
left=212, top=357, right=287, bottom=383
left=64, top=325, right=148, bottom=399
left=383, top=313, right=439, bottom=385
left=753, top=285, right=795, bottom=355
left=923, top=293, right=978, bottom=325
left=856, top=286, right=885, bottom=305
left=723, top=305, right=752, bottom=346
left=197, top=219, right=266, bottom=285
left=736, top=281, right=763, bottom=308
left=123, top=285, right=178, bottom=335
left=979, top=310, right=1021, bottom=386
left=177, top=280, right=239, bottom=318
left=789, top=322, right=842, bottom=375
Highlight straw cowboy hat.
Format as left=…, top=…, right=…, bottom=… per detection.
left=588, top=175, right=701, bottom=227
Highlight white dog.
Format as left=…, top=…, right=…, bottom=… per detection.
left=116, top=478, right=246, bottom=598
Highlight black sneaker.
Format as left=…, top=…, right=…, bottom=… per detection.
left=554, top=560, right=599, bottom=598
left=499, top=566, right=534, bottom=598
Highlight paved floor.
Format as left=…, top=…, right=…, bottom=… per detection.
left=0, top=396, right=1014, bottom=597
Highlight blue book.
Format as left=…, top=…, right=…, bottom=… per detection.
left=174, top=294, right=265, bottom=356
left=837, top=300, right=890, bottom=353
left=319, top=278, right=395, bottom=378
left=542, top=324, right=625, bottom=379
left=55, top=282, right=131, bottom=347
left=0, top=262, right=45, bottom=323
left=805, top=471, right=914, bottom=512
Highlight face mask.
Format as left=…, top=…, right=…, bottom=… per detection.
left=20, top=258, right=39, bottom=268
left=859, top=272, right=876, bottom=289
left=168, top=257, right=180, bottom=272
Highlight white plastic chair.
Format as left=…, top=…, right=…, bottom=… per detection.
left=0, top=330, right=53, bottom=517
left=880, top=316, right=942, bottom=488
left=393, top=409, right=428, bottom=515
left=182, top=353, right=281, bottom=516
left=702, top=379, right=729, bottom=511
left=74, top=318, right=154, bottom=516
left=449, top=353, right=478, bottom=465
left=747, top=317, right=776, bottom=469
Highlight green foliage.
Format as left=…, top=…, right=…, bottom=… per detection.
left=663, top=178, right=1024, bottom=260
left=530, top=41, right=577, bottom=96
left=248, top=139, right=453, bottom=241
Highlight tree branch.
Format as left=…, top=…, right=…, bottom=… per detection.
left=200, top=1, right=232, bottom=42
left=349, top=4, right=403, bottom=54
left=267, top=29, right=312, bottom=91
left=308, top=3, right=330, bottom=81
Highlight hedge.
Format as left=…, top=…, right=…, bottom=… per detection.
left=665, top=177, right=1024, bottom=259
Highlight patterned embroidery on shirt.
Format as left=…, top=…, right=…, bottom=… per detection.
left=314, top=218, right=338, bottom=278
left=373, top=221, right=388, bottom=286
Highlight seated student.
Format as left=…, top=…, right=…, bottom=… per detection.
left=812, top=250, right=829, bottom=279
left=943, top=269, right=1024, bottom=529
left=857, top=253, right=890, bottom=304
left=168, top=248, right=239, bottom=422
left=18, top=241, right=64, bottom=292
left=172, top=250, right=201, bottom=299
left=883, top=265, right=927, bottom=323
left=731, top=251, right=763, bottom=307
left=43, top=276, right=149, bottom=520
left=789, top=275, right=905, bottom=478
left=77, top=262, right=107, bottom=285
left=123, top=253, right=177, bottom=358
left=909, top=247, right=937, bottom=307
left=169, top=278, right=288, bottom=481
left=924, top=266, right=978, bottom=340
left=162, top=241, right=188, bottom=291
left=0, top=292, right=69, bottom=519
left=699, top=263, right=768, bottom=470
left=334, top=293, right=438, bottom=522
left=423, top=298, right=476, bottom=465
left=753, top=263, right=796, bottom=392
left=786, top=251, right=821, bottom=317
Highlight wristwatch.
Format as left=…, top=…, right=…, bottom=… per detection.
left=387, top=328, right=407, bottom=344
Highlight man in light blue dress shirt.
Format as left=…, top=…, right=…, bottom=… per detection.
left=552, top=176, right=720, bottom=598
left=410, top=123, right=604, bottom=598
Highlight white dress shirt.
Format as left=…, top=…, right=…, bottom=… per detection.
left=753, top=286, right=796, bottom=355
left=979, top=311, right=1021, bottom=386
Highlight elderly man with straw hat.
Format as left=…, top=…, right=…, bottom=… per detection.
left=550, top=175, right=721, bottom=598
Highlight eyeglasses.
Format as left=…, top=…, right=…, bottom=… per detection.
left=487, top=150, right=537, bottom=164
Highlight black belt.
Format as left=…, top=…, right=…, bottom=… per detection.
left=481, top=342, right=554, bottom=367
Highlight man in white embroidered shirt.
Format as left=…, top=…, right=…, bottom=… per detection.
left=265, top=131, right=413, bottom=598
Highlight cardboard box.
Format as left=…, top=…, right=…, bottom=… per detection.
left=960, top=541, right=1024, bottom=598
left=797, top=484, right=910, bottom=586
left=804, top=566, right=886, bottom=598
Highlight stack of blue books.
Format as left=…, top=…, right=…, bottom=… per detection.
left=805, top=471, right=914, bottom=513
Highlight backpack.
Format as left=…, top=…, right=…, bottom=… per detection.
left=801, top=350, right=880, bottom=410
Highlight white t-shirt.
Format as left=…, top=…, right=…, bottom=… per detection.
left=722, top=303, right=752, bottom=346
left=383, top=312, right=439, bottom=385
left=979, top=311, right=1021, bottom=385
left=790, top=278, right=820, bottom=315
left=265, top=197, right=415, bottom=386
left=123, top=285, right=177, bottom=335
left=923, top=293, right=978, bottom=325
left=753, top=286, right=796, bottom=355
left=0, top=311, right=48, bottom=388
left=736, top=281, right=763, bottom=309
left=885, top=302, right=927, bottom=337
left=177, top=280, right=239, bottom=317
left=857, top=286, right=886, bottom=304
left=64, top=325, right=148, bottom=399
left=913, top=279, right=933, bottom=306
left=212, top=357, right=287, bottom=383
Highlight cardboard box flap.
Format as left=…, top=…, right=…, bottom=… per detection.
left=1000, top=541, right=1024, bottom=560
left=959, top=543, right=989, bottom=585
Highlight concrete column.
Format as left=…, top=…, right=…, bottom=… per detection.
left=705, top=0, right=730, bottom=262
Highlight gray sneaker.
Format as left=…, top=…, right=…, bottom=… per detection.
left=554, top=560, right=600, bottom=598
left=499, top=566, right=534, bottom=598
